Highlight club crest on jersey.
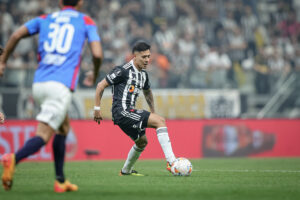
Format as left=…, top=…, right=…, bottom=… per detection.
left=129, top=85, right=135, bottom=93
left=115, top=69, right=121, bottom=76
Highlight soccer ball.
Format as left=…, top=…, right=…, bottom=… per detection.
left=171, top=157, right=193, bottom=176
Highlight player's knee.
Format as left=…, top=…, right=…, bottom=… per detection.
left=58, top=116, right=70, bottom=136
left=141, top=140, right=148, bottom=148
left=59, top=123, right=70, bottom=136
left=148, top=113, right=166, bottom=129
left=138, top=141, right=147, bottom=149
left=136, top=138, right=148, bottom=149
left=36, top=132, right=53, bottom=143
left=36, top=122, right=55, bottom=143
left=158, top=116, right=166, bottom=127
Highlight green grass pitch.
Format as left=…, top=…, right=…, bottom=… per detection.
left=1, top=158, right=300, bottom=200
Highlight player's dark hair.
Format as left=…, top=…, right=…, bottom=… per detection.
left=132, top=41, right=151, bottom=54
left=63, top=0, right=80, bottom=6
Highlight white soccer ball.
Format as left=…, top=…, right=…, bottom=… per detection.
left=171, top=157, right=193, bottom=176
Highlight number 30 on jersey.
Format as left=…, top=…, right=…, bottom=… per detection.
left=44, top=23, right=75, bottom=54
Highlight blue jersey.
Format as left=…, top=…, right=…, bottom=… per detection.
left=25, top=7, right=100, bottom=91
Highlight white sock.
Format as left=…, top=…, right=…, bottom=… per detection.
left=122, top=144, right=144, bottom=173
left=156, top=127, right=176, bottom=164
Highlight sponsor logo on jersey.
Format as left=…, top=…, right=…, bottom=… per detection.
left=129, top=85, right=135, bottom=93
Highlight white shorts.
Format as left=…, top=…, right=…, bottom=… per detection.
left=33, top=81, right=72, bottom=131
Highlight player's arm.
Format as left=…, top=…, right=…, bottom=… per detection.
left=83, top=15, right=103, bottom=87
left=0, top=25, right=30, bottom=76
left=143, top=89, right=155, bottom=113
left=91, top=41, right=103, bottom=84
left=84, top=41, right=103, bottom=86
left=94, top=78, right=109, bottom=124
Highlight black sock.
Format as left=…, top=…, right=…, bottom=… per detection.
left=53, top=134, right=66, bottom=183
left=15, top=136, right=45, bottom=164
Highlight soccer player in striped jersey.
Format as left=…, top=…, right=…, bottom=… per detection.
left=0, top=0, right=103, bottom=192
left=94, top=41, right=176, bottom=176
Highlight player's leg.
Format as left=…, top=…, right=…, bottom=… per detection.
left=116, top=109, right=149, bottom=176
left=147, top=113, right=176, bottom=168
left=1, top=81, right=75, bottom=191
left=52, top=114, right=78, bottom=193
left=2, top=122, right=54, bottom=190
left=121, top=135, right=147, bottom=175
left=16, top=122, right=54, bottom=163
left=53, top=115, right=69, bottom=183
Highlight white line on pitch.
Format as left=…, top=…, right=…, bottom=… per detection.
left=192, top=169, right=300, bottom=173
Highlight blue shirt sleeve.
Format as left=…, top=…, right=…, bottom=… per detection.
left=24, top=17, right=42, bottom=35
left=86, top=25, right=100, bottom=42
left=83, top=15, right=100, bottom=43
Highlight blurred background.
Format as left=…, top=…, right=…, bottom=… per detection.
left=0, top=0, right=300, bottom=120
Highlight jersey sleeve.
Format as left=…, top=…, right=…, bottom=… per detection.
left=143, top=71, right=151, bottom=90
left=24, top=16, right=44, bottom=35
left=106, top=66, right=125, bottom=85
left=83, top=15, right=100, bottom=42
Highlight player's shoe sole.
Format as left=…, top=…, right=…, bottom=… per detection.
left=54, top=180, right=78, bottom=193
left=119, top=170, right=144, bottom=176
left=1, top=153, right=15, bottom=191
left=167, top=162, right=172, bottom=173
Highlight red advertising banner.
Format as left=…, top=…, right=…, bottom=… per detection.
left=0, top=119, right=300, bottom=161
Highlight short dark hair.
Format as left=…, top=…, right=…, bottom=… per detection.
left=132, top=41, right=151, bottom=54
left=63, top=0, right=80, bottom=6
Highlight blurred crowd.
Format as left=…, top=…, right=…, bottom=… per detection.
left=0, top=0, right=300, bottom=94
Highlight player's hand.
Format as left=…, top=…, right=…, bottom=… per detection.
left=94, top=110, right=103, bottom=125
left=0, top=62, right=6, bottom=77
left=83, top=70, right=94, bottom=87
left=0, top=112, right=5, bottom=124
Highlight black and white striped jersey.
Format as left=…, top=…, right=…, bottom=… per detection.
left=105, top=60, right=150, bottom=111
